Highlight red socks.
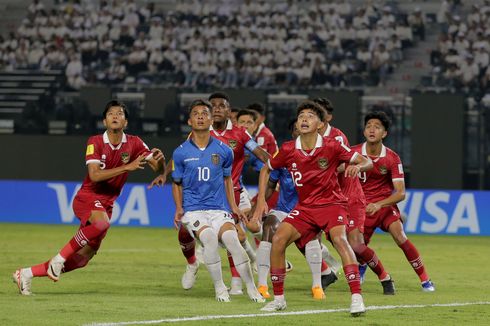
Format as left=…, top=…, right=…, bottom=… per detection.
left=31, top=261, right=49, bottom=277
left=399, top=239, right=429, bottom=282
left=60, top=219, right=110, bottom=259
left=356, top=244, right=388, bottom=280
left=178, top=227, right=196, bottom=264
left=270, top=267, right=286, bottom=296
left=343, top=264, right=362, bottom=294
left=63, top=253, right=91, bottom=273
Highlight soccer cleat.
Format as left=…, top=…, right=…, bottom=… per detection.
left=421, top=280, right=435, bottom=292
left=285, top=260, right=294, bottom=273
left=215, top=287, right=231, bottom=302
left=359, top=264, right=367, bottom=284
left=47, top=257, right=64, bottom=282
left=260, top=299, right=287, bottom=311
left=321, top=271, right=338, bottom=290
left=350, top=293, right=366, bottom=317
left=381, top=277, right=396, bottom=295
left=258, top=284, right=271, bottom=299
left=311, top=286, right=326, bottom=300
left=247, top=287, right=266, bottom=303
left=229, top=277, right=243, bottom=295
left=12, top=269, right=32, bottom=295
left=181, top=262, right=199, bottom=290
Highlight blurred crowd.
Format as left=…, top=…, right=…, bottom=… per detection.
left=0, top=0, right=426, bottom=90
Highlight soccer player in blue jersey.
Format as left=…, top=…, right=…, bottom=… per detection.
left=172, top=99, right=265, bottom=303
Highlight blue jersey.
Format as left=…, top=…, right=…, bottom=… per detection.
left=270, top=167, right=298, bottom=213
left=172, top=137, right=233, bottom=212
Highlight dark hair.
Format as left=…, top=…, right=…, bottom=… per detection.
left=231, top=107, right=240, bottom=113
left=188, top=99, right=212, bottom=114
left=208, top=91, right=230, bottom=102
left=236, top=109, right=257, bottom=121
left=103, top=100, right=129, bottom=119
left=246, top=102, right=265, bottom=116
left=364, top=111, right=391, bottom=131
left=296, top=100, right=325, bottom=122
left=313, top=97, right=334, bottom=113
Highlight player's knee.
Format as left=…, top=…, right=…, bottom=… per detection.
left=92, top=218, right=110, bottom=232
left=350, top=243, right=366, bottom=255
left=331, top=234, right=349, bottom=250
left=271, top=232, right=288, bottom=250
left=263, top=216, right=279, bottom=237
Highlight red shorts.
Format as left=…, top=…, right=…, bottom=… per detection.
left=283, top=204, right=348, bottom=249
left=72, top=194, right=112, bottom=251
left=72, top=194, right=113, bottom=225
left=346, top=203, right=365, bottom=234
left=363, top=205, right=401, bottom=244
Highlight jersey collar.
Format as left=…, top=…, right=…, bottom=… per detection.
left=103, top=131, right=127, bottom=150
left=256, top=122, right=266, bottom=135
left=361, top=142, right=386, bottom=161
left=295, top=133, right=323, bottom=156
left=323, top=124, right=332, bottom=137
left=210, top=119, right=233, bottom=136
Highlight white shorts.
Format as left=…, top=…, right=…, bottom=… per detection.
left=182, top=210, right=234, bottom=238
left=239, top=187, right=252, bottom=210
left=268, top=209, right=289, bottom=222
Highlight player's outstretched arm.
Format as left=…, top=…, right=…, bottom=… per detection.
left=224, top=176, right=246, bottom=221
left=251, top=165, right=272, bottom=223
left=366, top=179, right=406, bottom=215
left=344, top=154, right=373, bottom=177
left=88, top=154, right=147, bottom=182
left=147, top=148, right=166, bottom=189
left=251, top=146, right=271, bottom=164
left=172, top=181, right=184, bottom=229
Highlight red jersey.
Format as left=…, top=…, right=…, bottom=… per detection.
left=210, top=120, right=259, bottom=190
left=268, top=134, right=358, bottom=207
left=352, top=142, right=405, bottom=203
left=323, top=125, right=366, bottom=207
left=79, top=131, right=151, bottom=203
left=255, top=122, right=278, bottom=156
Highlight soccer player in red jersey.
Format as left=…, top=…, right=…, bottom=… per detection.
left=253, top=101, right=372, bottom=316
left=178, top=92, right=269, bottom=294
left=315, top=98, right=395, bottom=295
left=352, top=111, right=435, bottom=292
left=246, top=102, right=279, bottom=156
left=12, top=100, right=166, bottom=295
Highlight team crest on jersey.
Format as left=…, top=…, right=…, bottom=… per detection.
left=318, top=157, right=328, bottom=169
left=121, top=152, right=130, bottom=164
left=211, top=153, right=220, bottom=165
left=193, top=220, right=200, bottom=227
left=228, top=139, right=237, bottom=149
left=379, top=165, right=388, bottom=175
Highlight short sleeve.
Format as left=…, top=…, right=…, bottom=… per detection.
left=133, top=136, right=152, bottom=160
left=171, top=148, right=184, bottom=183
left=222, top=146, right=234, bottom=177
left=390, top=153, right=405, bottom=182
left=333, top=139, right=358, bottom=164
left=268, top=144, right=289, bottom=170
left=85, top=136, right=101, bottom=165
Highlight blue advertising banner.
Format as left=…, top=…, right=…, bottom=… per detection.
left=0, top=180, right=488, bottom=235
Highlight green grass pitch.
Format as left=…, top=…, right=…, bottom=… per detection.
left=1, top=223, right=489, bottom=325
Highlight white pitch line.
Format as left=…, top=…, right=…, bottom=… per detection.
left=84, top=301, right=490, bottom=326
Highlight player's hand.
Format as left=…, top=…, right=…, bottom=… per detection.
left=174, top=207, right=184, bottom=229
left=148, top=174, right=165, bottom=189
left=252, top=200, right=268, bottom=223
left=344, top=164, right=361, bottom=178
left=366, top=202, right=381, bottom=216
left=232, top=207, right=247, bottom=222
left=126, top=154, right=147, bottom=171
left=151, top=148, right=164, bottom=161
